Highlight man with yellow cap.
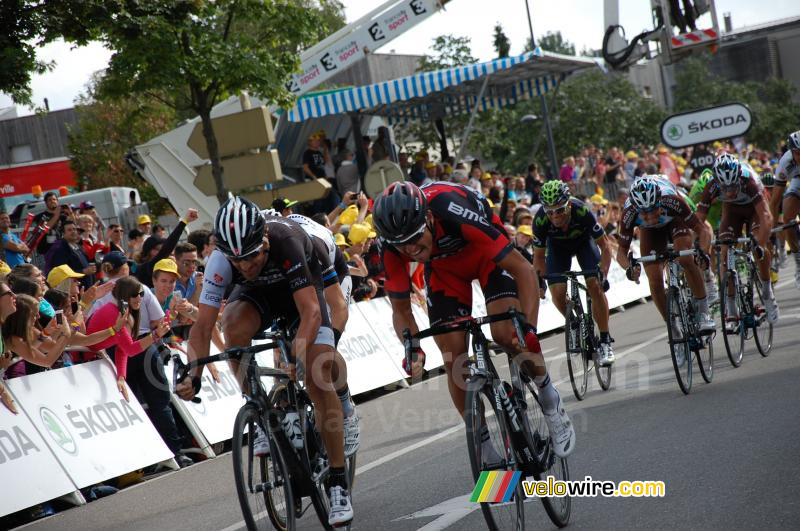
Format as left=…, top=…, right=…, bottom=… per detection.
left=137, top=214, right=152, bottom=236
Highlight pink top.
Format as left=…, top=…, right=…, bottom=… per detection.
left=87, top=302, right=144, bottom=380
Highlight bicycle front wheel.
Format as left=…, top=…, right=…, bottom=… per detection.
left=232, top=404, right=294, bottom=531
left=720, top=270, right=745, bottom=367
left=696, top=331, right=714, bottom=384
left=752, top=276, right=773, bottom=356
left=464, top=380, right=524, bottom=531
left=518, top=379, right=571, bottom=528
left=667, top=287, right=692, bottom=394
left=565, top=302, right=588, bottom=400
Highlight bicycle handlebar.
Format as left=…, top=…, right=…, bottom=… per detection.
left=712, top=236, right=752, bottom=247
left=401, top=309, right=529, bottom=370
left=771, top=219, right=799, bottom=233
left=542, top=268, right=600, bottom=281
left=633, top=248, right=697, bottom=265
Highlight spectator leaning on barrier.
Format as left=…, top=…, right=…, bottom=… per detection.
left=47, top=220, right=96, bottom=288
left=152, top=258, right=198, bottom=323
left=1, top=210, right=30, bottom=267
left=47, top=264, right=114, bottom=313
left=8, top=263, right=57, bottom=320
left=2, top=294, right=72, bottom=379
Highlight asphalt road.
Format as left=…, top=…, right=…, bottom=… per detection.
left=26, top=270, right=800, bottom=531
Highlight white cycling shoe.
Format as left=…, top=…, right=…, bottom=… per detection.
left=697, top=312, right=716, bottom=334
left=765, top=297, right=780, bottom=324
left=328, top=485, right=354, bottom=527
left=543, top=394, right=575, bottom=458
left=597, top=340, right=615, bottom=367
left=253, top=425, right=270, bottom=457
left=343, top=412, right=360, bottom=457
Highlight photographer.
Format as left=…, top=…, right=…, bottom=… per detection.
left=32, top=192, right=74, bottom=257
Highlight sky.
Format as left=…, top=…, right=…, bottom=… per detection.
left=2, top=0, right=798, bottom=116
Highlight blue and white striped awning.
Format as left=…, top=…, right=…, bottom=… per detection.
left=284, top=48, right=598, bottom=123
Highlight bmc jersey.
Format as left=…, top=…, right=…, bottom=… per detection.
left=199, top=216, right=324, bottom=308
left=382, top=182, right=513, bottom=298
left=619, top=179, right=697, bottom=245
left=697, top=163, right=764, bottom=214
left=531, top=198, right=605, bottom=248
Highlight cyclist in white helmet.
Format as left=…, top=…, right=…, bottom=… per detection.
left=770, top=130, right=800, bottom=288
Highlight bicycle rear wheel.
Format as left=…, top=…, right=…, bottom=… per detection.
left=464, top=380, right=524, bottom=531
left=565, top=302, right=588, bottom=400
left=752, top=276, right=773, bottom=356
left=232, top=404, right=294, bottom=531
left=720, top=271, right=744, bottom=368
left=695, top=331, right=714, bottom=384
left=667, top=287, right=692, bottom=394
left=518, top=379, right=571, bottom=528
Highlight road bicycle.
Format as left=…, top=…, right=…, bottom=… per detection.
left=714, top=234, right=773, bottom=367
left=634, top=246, right=714, bottom=394
left=403, top=309, right=570, bottom=530
left=544, top=269, right=612, bottom=400
left=173, top=322, right=355, bottom=531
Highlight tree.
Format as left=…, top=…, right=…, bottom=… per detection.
left=525, top=31, right=575, bottom=55
left=67, top=74, right=179, bottom=216
left=493, top=23, right=511, bottom=59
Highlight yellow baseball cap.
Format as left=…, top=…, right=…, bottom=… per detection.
left=481, top=172, right=493, bottom=180
left=517, top=225, right=533, bottom=237
left=349, top=223, right=377, bottom=245
left=626, top=151, right=638, bottom=159
left=0, top=261, right=13, bottom=275
left=153, top=258, right=179, bottom=277
left=425, top=162, right=436, bottom=169
left=334, top=233, right=347, bottom=247
left=47, top=264, right=84, bottom=288
left=338, top=205, right=359, bottom=226
left=590, top=194, right=609, bottom=205
left=137, top=214, right=152, bottom=225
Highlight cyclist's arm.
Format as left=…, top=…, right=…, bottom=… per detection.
left=496, top=248, right=540, bottom=327
left=390, top=296, right=419, bottom=341
left=752, top=196, right=773, bottom=247
left=688, top=213, right=712, bottom=250
left=533, top=246, right=547, bottom=285
left=292, top=285, right=323, bottom=356
left=187, top=303, right=220, bottom=371
left=596, top=234, right=612, bottom=278
left=325, top=282, right=348, bottom=333
left=768, top=180, right=784, bottom=221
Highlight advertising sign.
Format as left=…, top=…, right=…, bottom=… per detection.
left=661, top=103, right=752, bottom=149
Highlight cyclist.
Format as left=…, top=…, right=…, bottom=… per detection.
left=616, top=176, right=716, bottom=334
left=761, top=171, right=786, bottom=281
left=696, top=154, right=778, bottom=325
left=178, top=197, right=353, bottom=526
left=281, top=210, right=360, bottom=456
left=374, top=181, right=576, bottom=458
left=688, top=168, right=722, bottom=304
left=532, top=181, right=616, bottom=366
left=770, top=130, right=800, bottom=288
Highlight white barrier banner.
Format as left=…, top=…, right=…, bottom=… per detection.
left=353, top=298, right=413, bottom=377
left=168, top=349, right=245, bottom=445
left=0, top=393, right=78, bottom=517
left=7, top=360, right=173, bottom=489
left=336, top=299, right=410, bottom=395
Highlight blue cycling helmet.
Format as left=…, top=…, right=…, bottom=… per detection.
left=713, top=153, right=741, bottom=186
left=630, top=176, right=662, bottom=211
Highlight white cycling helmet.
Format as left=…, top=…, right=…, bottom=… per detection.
left=713, top=153, right=741, bottom=186
left=629, top=176, right=661, bottom=211
left=788, top=130, right=800, bottom=151
left=214, top=196, right=265, bottom=258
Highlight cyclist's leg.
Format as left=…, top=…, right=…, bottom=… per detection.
left=718, top=206, right=737, bottom=314
left=673, top=220, right=715, bottom=330
left=544, top=240, right=571, bottom=316
left=577, top=239, right=610, bottom=335
left=640, top=227, right=668, bottom=320
left=221, top=285, right=270, bottom=391
left=781, top=186, right=800, bottom=281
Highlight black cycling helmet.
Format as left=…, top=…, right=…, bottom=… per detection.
left=373, top=181, right=428, bottom=244
left=214, top=196, right=266, bottom=258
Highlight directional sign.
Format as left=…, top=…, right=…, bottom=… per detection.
left=187, top=106, right=276, bottom=159
left=660, top=102, right=752, bottom=149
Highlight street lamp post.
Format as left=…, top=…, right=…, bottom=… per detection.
left=524, top=0, right=560, bottom=180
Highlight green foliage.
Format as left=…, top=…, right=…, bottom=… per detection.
left=526, top=31, right=575, bottom=55
left=493, top=23, right=511, bottom=59
left=674, top=53, right=800, bottom=151
left=67, top=74, right=177, bottom=216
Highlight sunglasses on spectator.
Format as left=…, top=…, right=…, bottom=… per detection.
left=131, top=290, right=145, bottom=298
left=544, top=204, right=569, bottom=216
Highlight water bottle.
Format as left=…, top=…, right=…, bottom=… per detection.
left=281, top=411, right=304, bottom=449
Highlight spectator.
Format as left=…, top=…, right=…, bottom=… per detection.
left=525, top=163, right=543, bottom=202
left=78, top=201, right=105, bottom=240
left=302, top=131, right=328, bottom=182
left=32, top=191, right=74, bottom=256
left=424, top=162, right=438, bottom=183
left=151, top=259, right=198, bottom=329
left=7, top=263, right=56, bottom=318
left=187, top=229, right=215, bottom=267
left=76, top=214, right=105, bottom=268
left=47, top=220, right=96, bottom=288
left=105, top=224, right=125, bottom=255
left=0, top=280, right=19, bottom=413
left=623, top=151, right=638, bottom=186
left=42, top=288, right=122, bottom=350
left=152, top=224, right=167, bottom=239
left=134, top=209, right=198, bottom=288
left=371, top=126, right=393, bottom=162
left=46, top=264, right=113, bottom=312
left=335, top=149, right=361, bottom=196
left=174, top=243, right=200, bottom=304
left=1, top=210, right=29, bottom=267
left=514, top=224, right=534, bottom=262
left=2, top=294, right=71, bottom=379
left=512, top=207, right=534, bottom=227
left=272, top=197, right=298, bottom=217
left=560, top=157, right=576, bottom=186
left=137, top=215, right=152, bottom=236
left=127, top=229, right=145, bottom=262
left=603, top=147, right=623, bottom=200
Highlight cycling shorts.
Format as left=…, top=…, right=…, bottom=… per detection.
left=638, top=217, right=693, bottom=259
left=227, top=284, right=335, bottom=348
left=719, top=202, right=760, bottom=241
left=424, top=253, right=518, bottom=327
left=545, top=237, right=601, bottom=285
left=782, top=177, right=800, bottom=200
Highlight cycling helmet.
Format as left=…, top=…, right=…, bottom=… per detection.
left=540, top=180, right=570, bottom=206
left=761, top=172, right=775, bottom=188
left=373, top=181, right=428, bottom=244
left=630, top=176, right=662, bottom=211
left=214, top=196, right=266, bottom=258
left=713, top=153, right=741, bottom=186
left=788, top=130, right=800, bottom=150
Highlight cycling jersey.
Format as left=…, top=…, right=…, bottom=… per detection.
left=689, top=179, right=721, bottom=229
left=775, top=150, right=800, bottom=198
left=381, top=182, right=517, bottom=326
left=285, top=213, right=343, bottom=287
left=531, top=198, right=605, bottom=248
left=199, top=216, right=333, bottom=344
left=697, top=163, right=764, bottom=213
left=618, top=179, right=700, bottom=249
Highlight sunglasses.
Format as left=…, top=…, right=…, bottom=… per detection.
left=544, top=204, right=569, bottom=216
left=389, top=223, right=427, bottom=246
left=131, top=290, right=145, bottom=298
left=229, top=249, right=264, bottom=263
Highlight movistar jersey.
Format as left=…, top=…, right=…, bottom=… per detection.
left=531, top=198, right=605, bottom=249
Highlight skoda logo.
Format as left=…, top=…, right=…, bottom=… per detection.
left=667, top=124, right=683, bottom=141
left=40, top=406, right=78, bottom=455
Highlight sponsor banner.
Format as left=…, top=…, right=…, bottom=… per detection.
left=7, top=360, right=173, bottom=489
left=660, top=102, right=752, bottom=149
left=285, top=0, right=439, bottom=96
left=355, top=298, right=416, bottom=377
left=0, top=394, right=78, bottom=517
left=167, top=349, right=245, bottom=446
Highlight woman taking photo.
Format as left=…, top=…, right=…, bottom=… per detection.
left=86, top=276, right=169, bottom=400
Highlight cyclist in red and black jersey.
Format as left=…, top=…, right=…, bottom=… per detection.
left=375, top=181, right=575, bottom=458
